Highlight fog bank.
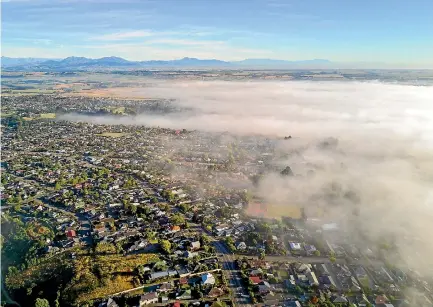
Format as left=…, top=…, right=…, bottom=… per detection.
left=60, top=80, right=433, bottom=276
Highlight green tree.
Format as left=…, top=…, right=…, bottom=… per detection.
left=170, top=213, right=185, bottom=225
left=35, top=298, right=50, bottom=307
left=159, top=239, right=171, bottom=254
left=313, top=250, right=321, bottom=256
left=329, top=256, right=336, bottom=263
left=200, top=234, right=211, bottom=245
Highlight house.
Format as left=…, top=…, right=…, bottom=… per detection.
left=332, top=295, right=348, bottom=304
left=316, top=263, right=330, bottom=276
left=286, top=301, right=302, bottom=307
left=201, top=273, right=216, bottom=285
left=98, top=298, right=119, bottom=307
left=258, top=281, right=272, bottom=294
left=236, top=241, right=247, bottom=250
left=306, top=271, right=319, bottom=286
left=148, top=270, right=177, bottom=281
left=140, top=292, right=158, bottom=306
left=171, top=225, right=181, bottom=232
left=184, top=251, right=199, bottom=258
left=208, top=287, right=224, bottom=298
left=190, top=241, right=201, bottom=251
left=176, top=289, right=192, bottom=300
left=250, top=276, right=262, bottom=285
left=66, top=229, right=76, bottom=238
left=285, top=276, right=296, bottom=289
left=295, top=263, right=311, bottom=273
left=262, top=292, right=284, bottom=306
left=157, top=282, right=173, bottom=293
left=304, top=244, right=317, bottom=254
left=375, top=295, right=389, bottom=305
left=289, top=242, right=302, bottom=250
left=320, top=275, right=337, bottom=288
left=250, top=268, right=263, bottom=276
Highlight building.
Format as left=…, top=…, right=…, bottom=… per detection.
left=190, top=241, right=201, bottom=250
left=289, top=242, right=302, bottom=250
left=306, top=271, right=319, bottom=286
left=201, top=273, right=216, bottom=285
left=66, top=229, right=76, bottom=238
left=250, top=276, right=262, bottom=285
left=140, top=292, right=158, bottom=306
left=98, top=298, right=119, bottom=307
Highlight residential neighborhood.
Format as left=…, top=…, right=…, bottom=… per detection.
left=2, top=92, right=433, bottom=307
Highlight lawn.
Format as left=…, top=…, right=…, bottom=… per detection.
left=96, top=132, right=128, bottom=138
left=278, top=270, right=289, bottom=278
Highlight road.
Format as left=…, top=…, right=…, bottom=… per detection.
left=213, top=241, right=252, bottom=307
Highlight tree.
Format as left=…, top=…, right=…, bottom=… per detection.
left=35, top=298, right=50, bottom=307
left=95, top=242, right=117, bottom=254
left=313, top=250, right=321, bottom=257
left=179, top=203, right=190, bottom=213
left=281, top=166, right=294, bottom=176
left=159, top=239, right=171, bottom=254
left=329, top=256, right=336, bottom=263
left=200, top=234, right=211, bottom=245
left=170, top=213, right=185, bottom=225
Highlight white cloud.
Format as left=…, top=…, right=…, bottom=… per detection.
left=91, top=30, right=154, bottom=41
left=146, top=38, right=226, bottom=47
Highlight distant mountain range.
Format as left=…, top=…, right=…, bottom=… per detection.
left=1, top=56, right=332, bottom=70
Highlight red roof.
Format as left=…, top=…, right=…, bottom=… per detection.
left=375, top=295, right=388, bottom=304
left=66, top=229, right=76, bottom=238
left=171, top=225, right=181, bottom=231
left=249, top=276, right=262, bottom=284
left=173, top=301, right=181, bottom=307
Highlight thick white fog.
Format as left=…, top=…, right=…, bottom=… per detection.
left=60, top=80, right=433, bottom=276
left=60, top=80, right=433, bottom=141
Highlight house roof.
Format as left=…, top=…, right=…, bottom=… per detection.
left=375, top=295, right=389, bottom=304
left=208, top=287, right=224, bottom=297
left=202, top=273, right=215, bottom=284
left=140, top=292, right=158, bottom=301
left=250, top=276, right=262, bottom=284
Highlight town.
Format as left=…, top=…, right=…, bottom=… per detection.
left=1, top=92, right=433, bottom=307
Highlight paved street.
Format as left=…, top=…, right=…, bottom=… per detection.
left=213, top=241, right=252, bottom=307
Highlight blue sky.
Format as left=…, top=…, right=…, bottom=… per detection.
left=2, top=0, right=433, bottom=67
